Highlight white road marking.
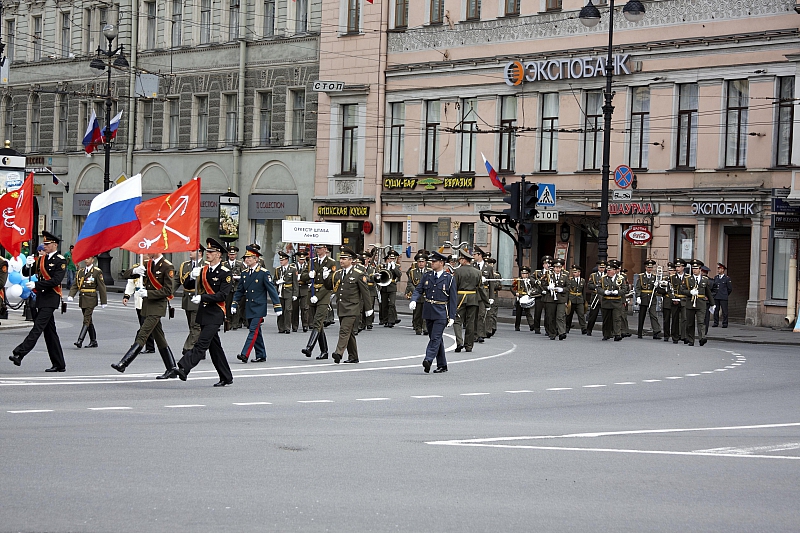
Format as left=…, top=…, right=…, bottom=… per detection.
left=731, top=353, right=741, bottom=356
left=547, top=388, right=572, bottom=391
left=8, top=409, right=54, bottom=414
left=505, top=390, right=533, bottom=394
left=165, top=404, right=205, bottom=408
left=714, top=369, right=727, bottom=372
left=701, top=371, right=714, bottom=374
left=614, top=382, right=636, bottom=385
left=411, top=395, right=443, bottom=399
left=693, top=443, right=800, bottom=455
left=356, top=398, right=390, bottom=402
left=461, top=392, right=491, bottom=396
left=725, top=366, right=736, bottom=369
left=642, top=379, right=661, bottom=383
left=233, top=402, right=272, bottom=406
left=685, top=374, right=701, bottom=377
left=298, top=400, right=333, bottom=403
left=664, top=377, right=683, bottom=380
left=583, top=385, right=606, bottom=388
left=87, top=407, right=132, bottom=411
left=732, top=363, right=742, bottom=366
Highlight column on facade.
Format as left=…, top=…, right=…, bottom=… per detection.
left=696, top=217, right=706, bottom=263
left=746, top=215, right=763, bottom=326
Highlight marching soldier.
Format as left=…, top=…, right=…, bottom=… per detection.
left=711, top=263, right=732, bottom=328
left=225, top=246, right=245, bottom=329
left=532, top=256, right=552, bottom=334
left=485, top=258, right=501, bottom=338
left=542, top=259, right=569, bottom=340
left=680, top=259, right=715, bottom=346
left=600, top=260, right=626, bottom=341
left=361, top=250, right=379, bottom=330
left=170, top=238, right=235, bottom=386
left=453, top=248, right=489, bottom=352
left=585, top=261, right=606, bottom=336
left=274, top=251, right=297, bottom=334
left=300, top=243, right=336, bottom=359
left=178, top=247, right=204, bottom=355
left=566, top=265, right=586, bottom=335
left=112, top=251, right=179, bottom=379
left=472, top=247, right=494, bottom=343
left=380, top=249, right=402, bottom=327
left=410, top=250, right=458, bottom=374
left=620, top=268, right=633, bottom=338
left=232, top=245, right=282, bottom=363
left=10, top=231, right=67, bottom=372
left=67, top=255, right=107, bottom=348
left=330, top=247, right=372, bottom=364
left=656, top=263, right=676, bottom=342
left=635, top=259, right=662, bottom=339
left=405, top=251, right=431, bottom=335
left=512, top=266, right=539, bottom=331
left=292, top=250, right=311, bottom=332
left=668, top=258, right=689, bottom=344
left=122, top=261, right=156, bottom=353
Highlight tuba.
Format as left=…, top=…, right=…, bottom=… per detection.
left=373, top=269, right=392, bottom=287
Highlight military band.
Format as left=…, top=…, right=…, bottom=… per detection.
left=565, top=265, right=586, bottom=335
left=292, top=251, right=311, bottom=333
left=379, top=249, right=402, bottom=327
left=67, top=254, right=107, bottom=349
left=635, top=259, right=662, bottom=339
left=178, top=247, right=204, bottom=354
left=405, top=252, right=431, bottom=335
left=512, top=266, right=538, bottom=331
left=274, top=251, right=297, bottom=334
left=300, top=243, right=336, bottom=360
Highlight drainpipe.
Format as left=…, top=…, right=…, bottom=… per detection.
left=373, top=0, right=386, bottom=244
left=126, top=0, right=139, bottom=177
left=786, top=239, right=797, bottom=327
left=234, top=6, right=246, bottom=198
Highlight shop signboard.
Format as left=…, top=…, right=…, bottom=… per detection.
left=772, top=197, right=800, bottom=213
left=218, top=192, right=240, bottom=242
left=691, top=202, right=756, bottom=216
left=623, top=225, right=652, bottom=246
left=609, top=202, right=659, bottom=215
left=281, top=220, right=341, bottom=245
left=383, top=176, right=475, bottom=190
left=317, top=205, right=370, bottom=217
left=772, top=215, right=800, bottom=229
left=248, top=194, right=299, bottom=219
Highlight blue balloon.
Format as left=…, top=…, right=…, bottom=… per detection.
left=8, top=271, right=22, bottom=285
left=20, top=286, right=31, bottom=299
left=29, top=274, right=38, bottom=282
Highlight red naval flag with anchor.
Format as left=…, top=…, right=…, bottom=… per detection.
left=0, top=172, right=35, bottom=256
left=121, top=178, right=201, bottom=254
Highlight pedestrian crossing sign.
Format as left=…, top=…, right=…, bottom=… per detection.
left=537, top=183, right=556, bottom=207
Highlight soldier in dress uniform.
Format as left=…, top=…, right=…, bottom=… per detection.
left=300, top=243, right=336, bottom=359
left=600, top=260, right=626, bottom=341
left=542, top=259, right=569, bottom=340
left=113, top=250, right=179, bottom=379
left=532, top=256, right=552, bottom=334
left=361, top=249, right=379, bottom=330
left=512, top=266, right=538, bottom=331
left=169, top=238, right=235, bottom=386
left=292, top=250, right=311, bottom=333
left=711, top=263, right=733, bottom=328
left=680, top=259, right=715, bottom=346
left=232, top=245, right=282, bottom=363
left=446, top=254, right=458, bottom=274
left=274, top=251, right=297, bottom=334
left=10, top=231, right=67, bottom=372
left=330, top=247, right=372, bottom=364
left=453, top=248, right=489, bottom=352
left=669, top=258, right=689, bottom=344
left=67, top=255, right=107, bottom=348
left=585, top=260, right=606, bottom=336
left=405, top=251, right=431, bottom=335
left=410, top=250, right=458, bottom=373
left=472, top=247, right=494, bottom=343
left=122, top=258, right=156, bottom=353
left=225, top=246, right=245, bottom=329
left=178, top=247, right=205, bottom=355
left=635, top=259, right=662, bottom=339
left=656, top=263, right=676, bottom=342
left=620, top=268, right=633, bottom=338
left=380, top=249, right=402, bottom=327
left=485, top=257, right=501, bottom=338
left=566, top=265, right=587, bottom=335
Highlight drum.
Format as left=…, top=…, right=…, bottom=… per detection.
left=519, top=295, right=535, bottom=308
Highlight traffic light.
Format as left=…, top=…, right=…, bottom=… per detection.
left=521, top=182, right=539, bottom=220
left=518, top=222, right=534, bottom=249
left=501, top=181, right=520, bottom=221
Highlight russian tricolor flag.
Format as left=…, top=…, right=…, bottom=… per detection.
left=106, top=111, right=123, bottom=142
left=481, top=153, right=507, bottom=193
left=72, top=174, right=142, bottom=264
left=82, top=110, right=103, bottom=154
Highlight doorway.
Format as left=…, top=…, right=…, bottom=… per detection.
left=725, top=228, right=751, bottom=323
left=341, top=221, right=365, bottom=255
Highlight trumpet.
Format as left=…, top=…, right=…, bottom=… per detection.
left=373, top=269, right=392, bottom=287
left=645, top=265, right=663, bottom=313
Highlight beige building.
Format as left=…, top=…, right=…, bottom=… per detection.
left=313, top=0, right=800, bottom=327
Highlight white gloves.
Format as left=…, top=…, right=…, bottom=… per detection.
left=659, top=280, right=669, bottom=288
left=308, top=269, right=315, bottom=279
left=275, top=279, right=285, bottom=285
left=292, top=296, right=297, bottom=301
left=604, top=290, right=612, bottom=295
left=636, top=297, right=641, bottom=305
left=481, top=276, right=487, bottom=284
left=67, top=296, right=74, bottom=302
left=25, top=281, right=35, bottom=289
left=612, top=290, right=619, bottom=295
left=548, top=284, right=555, bottom=291
left=710, top=305, right=716, bottom=313
left=555, top=287, right=563, bottom=293
left=447, top=318, right=454, bottom=328
left=409, top=301, right=417, bottom=311
left=233, top=275, right=241, bottom=281
left=231, top=305, right=237, bottom=315
left=136, top=288, right=148, bottom=298
left=101, top=304, right=107, bottom=309
left=191, top=267, right=202, bottom=279
left=26, top=255, right=36, bottom=266
left=191, top=295, right=201, bottom=304
left=365, top=309, right=374, bottom=317
left=133, top=264, right=146, bottom=276
left=322, top=268, right=330, bottom=280
left=489, top=298, right=495, bottom=304
left=310, top=295, right=318, bottom=304
left=275, top=310, right=283, bottom=317
left=690, top=288, right=699, bottom=296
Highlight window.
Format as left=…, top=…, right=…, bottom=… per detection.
left=504, top=0, right=520, bottom=16
left=725, top=79, right=749, bottom=168
left=540, top=93, right=559, bottom=171
left=291, top=89, right=305, bottom=144
left=168, top=98, right=180, bottom=148
left=99, top=7, right=108, bottom=27
left=673, top=225, right=695, bottom=262
left=264, top=0, right=275, bottom=36
left=201, top=0, right=212, bottom=44
left=430, top=0, right=443, bottom=24
left=61, top=12, right=71, bottom=57
left=424, top=100, right=440, bottom=174
left=146, top=1, right=157, bottom=49
left=50, top=195, right=63, bottom=242
left=83, top=8, right=92, bottom=54
left=466, top=0, right=480, bottom=20
left=676, top=83, right=698, bottom=168
left=347, top=0, right=360, bottom=33
left=225, top=94, right=238, bottom=145
left=420, top=222, right=438, bottom=250
left=6, top=20, right=14, bottom=62
left=58, top=99, right=68, bottom=152
left=386, top=222, right=403, bottom=245
left=771, top=234, right=793, bottom=299
left=387, top=102, right=404, bottom=174
left=29, top=95, right=40, bottom=152
left=546, top=0, right=562, bottom=10
left=629, top=87, right=650, bottom=170
left=341, top=104, right=358, bottom=175
left=196, top=95, right=208, bottom=147
left=172, top=0, right=182, bottom=47
left=142, top=100, right=154, bottom=149
left=33, top=16, right=42, bottom=61
left=460, top=98, right=477, bottom=173
left=776, top=77, right=794, bottom=167
left=296, top=0, right=308, bottom=32
left=259, top=92, right=273, bottom=145
left=395, top=0, right=408, bottom=28
left=459, top=223, right=475, bottom=249
left=499, top=95, right=516, bottom=172
left=3, top=97, right=13, bottom=142
left=229, top=0, right=240, bottom=40
left=583, top=90, right=602, bottom=170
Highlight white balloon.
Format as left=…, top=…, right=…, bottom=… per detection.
left=8, top=256, right=23, bottom=272
left=6, top=284, right=23, bottom=301
left=4, top=278, right=11, bottom=288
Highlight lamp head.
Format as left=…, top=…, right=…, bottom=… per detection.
left=89, top=57, right=106, bottom=72
left=579, top=1, right=601, bottom=27
left=623, top=0, right=646, bottom=22
left=102, top=24, right=118, bottom=42
left=113, top=47, right=129, bottom=68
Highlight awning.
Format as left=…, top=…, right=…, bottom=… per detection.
left=553, top=199, right=599, bottom=213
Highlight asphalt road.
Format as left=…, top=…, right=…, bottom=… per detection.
left=2, top=296, right=800, bottom=532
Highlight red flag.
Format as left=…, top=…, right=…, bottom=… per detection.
left=120, top=178, right=201, bottom=254
left=0, top=172, right=34, bottom=256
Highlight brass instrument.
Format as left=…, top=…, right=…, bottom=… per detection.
left=373, top=269, right=392, bottom=287
left=645, top=265, right=663, bottom=313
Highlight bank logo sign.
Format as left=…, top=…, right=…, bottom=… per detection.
left=504, top=54, right=632, bottom=86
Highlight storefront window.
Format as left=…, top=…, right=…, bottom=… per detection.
left=672, top=225, right=695, bottom=261
left=621, top=224, right=646, bottom=274
left=770, top=237, right=793, bottom=300
left=254, top=219, right=283, bottom=268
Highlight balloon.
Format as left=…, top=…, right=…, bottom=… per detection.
left=30, top=274, right=37, bottom=282
left=8, top=271, right=22, bottom=285
left=7, top=255, right=23, bottom=272
left=4, top=278, right=10, bottom=288
left=20, top=286, right=31, bottom=299
left=6, top=284, right=23, bottom=301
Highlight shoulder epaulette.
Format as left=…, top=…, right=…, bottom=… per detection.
left=220, top=265, right=231, bottom=272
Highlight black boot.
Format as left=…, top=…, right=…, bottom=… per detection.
left=156, top=346, right=178, bottom=379
left=316, top=330, right=329, bottom=360
left=301, top=329, right=320, bottom=357
left=74, top=325, right=89, bottom=349
left=86, top=324, right=98, bottom=348
left=112, top=344, right=143, bottom=373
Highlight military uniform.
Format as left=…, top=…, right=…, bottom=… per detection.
left=331, top=248, right=372, bottom=363
left=656, top=264, right=676, bottom=342
left=274, top=252, right=297, bottom=334
left=512, top=267, right=539, bottom=331
left=292, top=253, right=311, bottom=332
left=10, top=232, right=67, bottom=372
left=532, top=256, right=553, bottom=334
left=411, top=251, right=458, bottom=373
left=680, top=259, right=715, bottom=346
left=542, top=261, right=569, bottom=340
left=361, top=251, right=379, bottom=330
left=668, top=260, right=689, bottom=344
left=68, top=261, right=107, bottom=348
left=405, top=253, right=431, bottom=335
left=711, top=263, right=732, bottom=328
left=566, top=267, right=586, bottom=334
left=635, top=260, right=662, bottom=339
left=600, top=262, right=627, bottom=341
left=300, top=246, right=336, bottom=359
left=585, top=262, right=606, bottom=336
left=485, top=259, right=501, bottom=337
left=232, top=246, right=282, bottom=363
left=453, top=249, right=489, bottom=352
left=619, top=269, right=632, bottom=337
left=225, top=249, right=245, bottom=329
left=380, top=251, right=402, bottom=327
left=472, top=248, right=495, bottom=342
left=178, top=255, right=203, bottom=353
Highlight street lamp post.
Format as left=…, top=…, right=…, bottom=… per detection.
left=89, top=24, right=128, bottom=284
left=579, top=0, right=645, bottom=263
